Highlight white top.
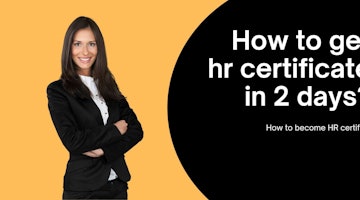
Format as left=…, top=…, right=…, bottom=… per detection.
left=79, top=75, right=118, bottom=181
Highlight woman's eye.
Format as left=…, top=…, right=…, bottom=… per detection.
left=73, top=43, right=81, bottom=47
left=89, top=43, right=96, bottom=47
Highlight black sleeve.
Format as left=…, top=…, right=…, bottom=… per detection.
left=47, top=81, right=121, bottom=154
left=103, top=99, right=144, bottom=162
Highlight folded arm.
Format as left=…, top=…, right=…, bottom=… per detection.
left=47, top=82, right=122, bottom=154
left=83, top=119, right=128, bottom=157
left=102, top=99, right=144, bottom=162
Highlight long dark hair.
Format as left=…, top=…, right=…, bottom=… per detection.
left=61, top=16, right=124, bottom=101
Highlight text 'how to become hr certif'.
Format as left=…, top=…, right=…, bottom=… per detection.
left=266, top=123, right=360, bottom=132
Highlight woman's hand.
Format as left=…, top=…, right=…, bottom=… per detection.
left=83, top=148, right=104, bottom=157
left=83, top=120, right=128, bottom=157
left=114, top=120, right=128, bottom=135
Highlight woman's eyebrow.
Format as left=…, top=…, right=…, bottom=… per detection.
left=73, top=40, right=96, bottom=42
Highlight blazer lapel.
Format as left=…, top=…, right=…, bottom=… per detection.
left=81, top=98, right=104, bottom=125
left=105, top=100, right=118, bottom=124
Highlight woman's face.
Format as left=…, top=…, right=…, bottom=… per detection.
left=72, top=27, right=97, bottom=76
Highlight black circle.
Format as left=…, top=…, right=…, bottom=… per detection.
left=168, top=1, right=360, bottom=199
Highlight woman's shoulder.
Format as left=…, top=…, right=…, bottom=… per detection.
left=47, top=79, right=64, bottom=92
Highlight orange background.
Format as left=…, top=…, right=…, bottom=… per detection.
left=0, top=0, right=226, bottom=199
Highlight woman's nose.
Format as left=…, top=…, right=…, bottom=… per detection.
left=82, top=46, right=89, bottom=55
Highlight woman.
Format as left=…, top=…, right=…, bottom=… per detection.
left=47, top=16, right=143, bottom=199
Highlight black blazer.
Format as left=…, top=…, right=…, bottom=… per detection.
left=47, top=80, right=143, bottom=191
